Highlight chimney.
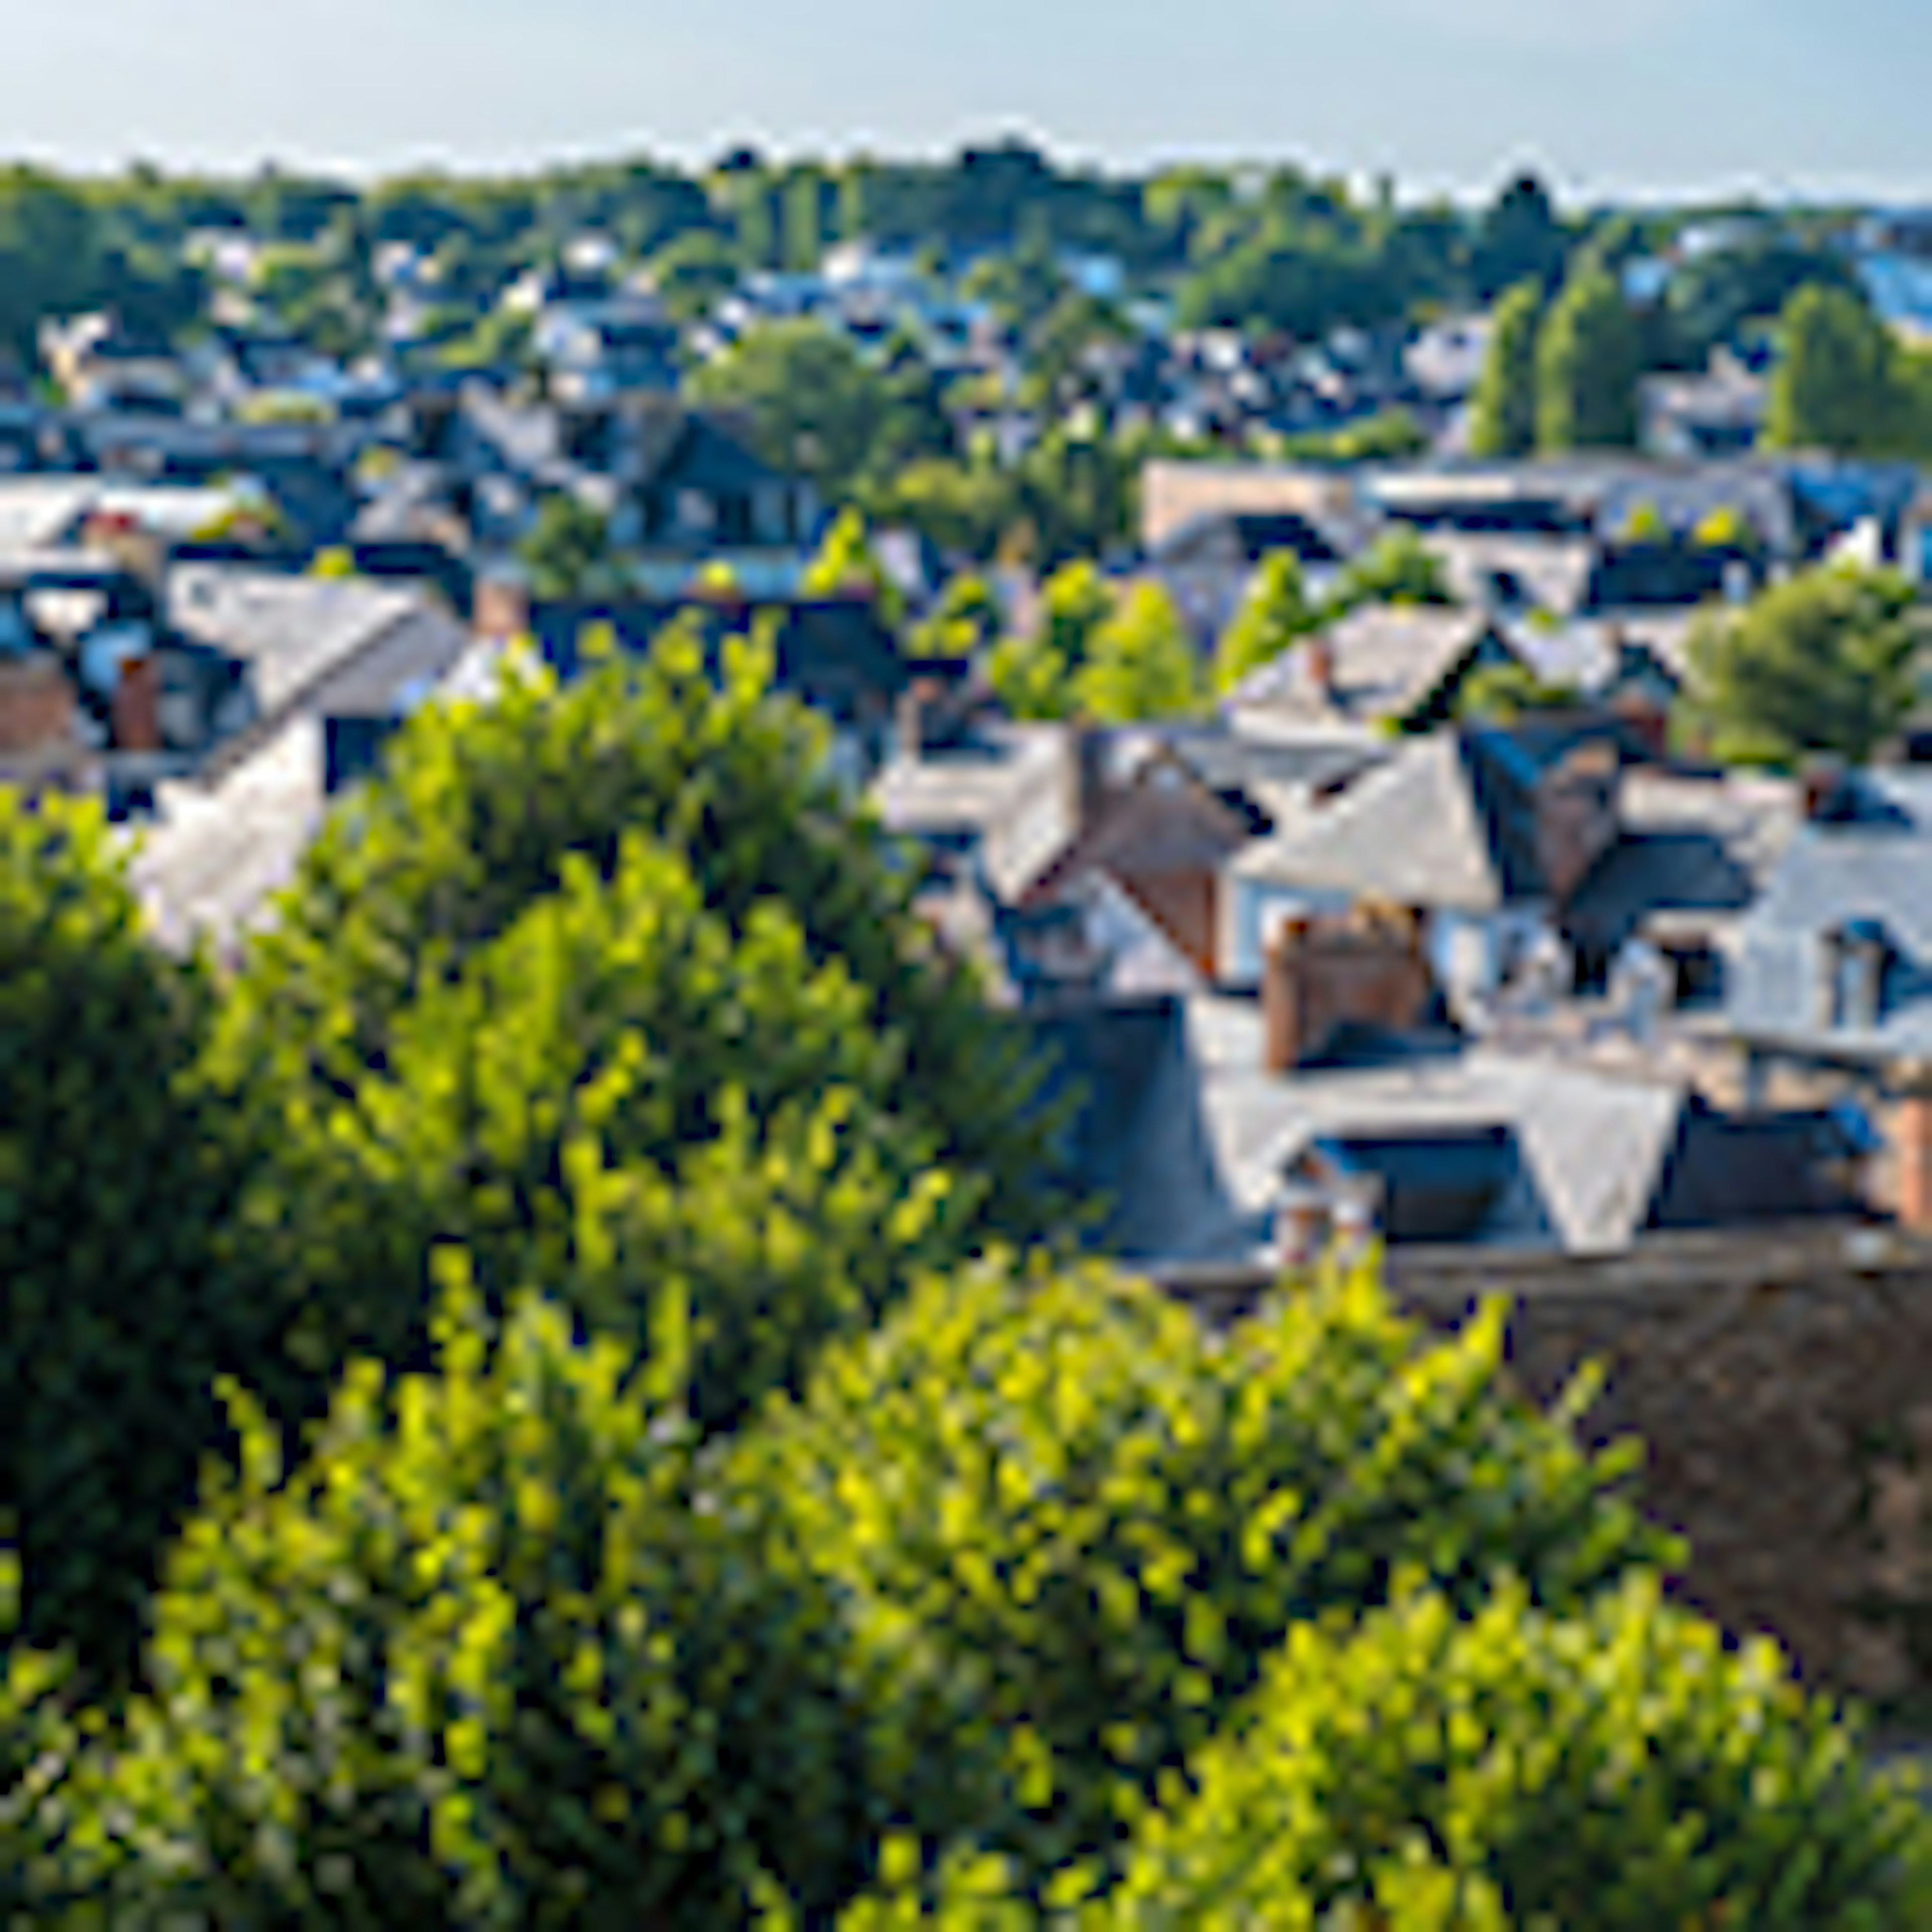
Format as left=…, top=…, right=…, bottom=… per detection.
left=1263, top=917, right=1315, bottom=1076
left=111, top=651, right=162, bottom=753
left=0, top=655, right=76, bottom=755
left=1535, top=741, right=1623, bottom=907
left=1892, top=1063, right=1932, bottom=1235
left=1263, top=905, right=1433, bottom=1076
left=896, top=676, right=948, bottom=760
left=1065, top=721, right=1110, bottom=839
left=1304, top=631, right=1336, bottom=706
left=473, top=573, right=532, bottom=643
left=82, top=510, right=165, bottom=590
left=1801, top=756, right=1848, bottom=824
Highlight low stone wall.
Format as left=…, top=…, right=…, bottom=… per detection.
left=1159, top=1226, right=1932, bottom=1705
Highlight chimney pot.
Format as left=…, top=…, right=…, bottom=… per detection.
left=1801, top=756, right=1849, bottom=824
left=1304, top=632, right=1336, bottom=703
left=1892, top=1063, right=1932, bottom=1235
left=112, top=652, right=162, bottom=753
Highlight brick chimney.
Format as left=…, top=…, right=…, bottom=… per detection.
left=80, top=510, right=164, bottom=589
left=1303, top=631, right=1337, bottom=706
left=1064, top=721, right=1110, bottom=841
left=0, top=655, right=76, bottom=754
left=1535, top=741, right=1622, bottom=906
left=1801, top=756, right=1849, bottom=824
left=1262, top=904, right=1433, bottom=1075
left=111, top=651, right=162, bottom=753
left=1892, top=1063, right=1932, bottom=1235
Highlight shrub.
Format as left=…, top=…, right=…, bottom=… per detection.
left=15, top=1277, right=874, bottom=1928
left=839, top=1577, right=1932, bottom=1928
left=731, top=1260, right=1673, bottom=1881
left=209, top=627, right=1068, bottom=1241
left=223, top=834, right=967, bottom=1436
left=0, top=789, right=248, bottom=1677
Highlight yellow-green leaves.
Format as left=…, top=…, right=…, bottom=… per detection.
left=736, top=1259, right=1671, bottom=1888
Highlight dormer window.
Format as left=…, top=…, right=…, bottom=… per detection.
left=1820, top=919, right=1893, bottom=1031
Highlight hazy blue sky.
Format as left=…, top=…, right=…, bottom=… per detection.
left=10, top=0, right=1931, bottom=202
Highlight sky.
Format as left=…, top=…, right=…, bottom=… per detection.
left=9, top=0, right=1932, bottom=204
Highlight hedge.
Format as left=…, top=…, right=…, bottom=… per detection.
left=9, top=1276, right=875, bottom=1927
left=221, top=832, right=969, bottom=1436
left=730, top=1259, right=1676, bottom=1882
left=208, top=625, right=1072, bottom=1241
left=0, top=788, right=248, bottom=1679
left=835, top=1576, right=1932, bottom=1928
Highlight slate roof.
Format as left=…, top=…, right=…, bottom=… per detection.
left=872, top=724, right=1075, bottom=905
left=1224, top=604, right=1508, bottom=729
left=1728, top=771, right=1932, bottom=1065
left=1231, top=731, right=1545, bottom=914
left=1565, top=770, right=1802, bottom=953
left=531, top=594, right=907, bottom=719
left=1150, top=507, right=1349, bottom=570
left=1037, top=993, right=1854, bottom=1265
left=1113, top=721, right=1386, bottom=823
left=1419, top=532, right=1597, bottom=616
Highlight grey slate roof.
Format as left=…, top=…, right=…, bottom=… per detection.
left=1566, top=770, right=1801, bottom=953
left=1224, top=604, right=1507, bottom=729
left=1038, top=993, right=1854, bottom=1266
left=872, top=724, right=1076, bottom=905
left=1231, top=731, right=1543, bottom=914
left=1728, top=771, right=1932, bottom=1065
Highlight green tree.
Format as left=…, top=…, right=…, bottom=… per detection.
left=1456, top=660, right=1581, bottom=724
left=645, top=229, right=738, bottom=325
left=1467, top=279, right=1543, bottom=457
left=987, top=560, right=1116, bottom=721
left=1074, top=581, right=1205, bottom=723
left=206, top=630, right=1068, bottom=1318
left=1537, top=267, right=1640, bottom=451
left=222, top=832, right=967, bottom=1441
left=1473, top=170, right=1568, bottom=301
left=910, top=571, right=1001, bottom=663
left=1765, top=284, right=1900, bottom=455
left=859, top=455, right=1019, bottom=561
left=850, top=1576, right=1932, bottom=1926
left=12, top=1280, right=877, bottom=1926
left=0, top=791, right=246, bottom=1679
left=1214, top=551, right=1317, bottom=693
left=1682, top=564, right=1926, bottom=768
left=738, top=1262, right=1672, bottom=1883
left=516, top=494, right=625, bottom=602
left=689, top=319, right=897, bottom=500
left=1327, top=527, right=1454, bottom=615
left=802, top=507, right=905, bottom=626
left=1620, top=497, right=1671, bottom=544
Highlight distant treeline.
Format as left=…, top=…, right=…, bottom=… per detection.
left=0, top=143, right=1865, bottom=365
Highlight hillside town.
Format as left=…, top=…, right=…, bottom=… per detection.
left=16, top=129, right=1932, bottom=1921
left=4, top=155, right=1932, bottom=1279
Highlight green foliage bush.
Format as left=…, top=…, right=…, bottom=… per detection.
left=226, top=830, right=965, bottom=1436
left=11, top=1280, right=875, bottom=1927
left=732, top=1261, right=1674, bottom=1882
left=837, top=1576, right=1932, bottom=1929
left=209, top=628, right=1064, bottom=1245
left=0, top=790, right=249, bottom=1678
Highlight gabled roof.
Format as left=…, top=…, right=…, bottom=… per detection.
left=1225, top=604, right=1509, bottom=730
left=532, top=593, right=908, bottom=712
left=1565, top=770, right=1802, bottom=953
left=1150, top=506, right=1348, bottom=571
left=1048, top=993, right=1712, bottom=1262
left=1419, top=532, right=1597, bottom=617
left=1232, top=731, right=1544, bottom=913
left=1728, top=771, right=1932, bottom=1064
